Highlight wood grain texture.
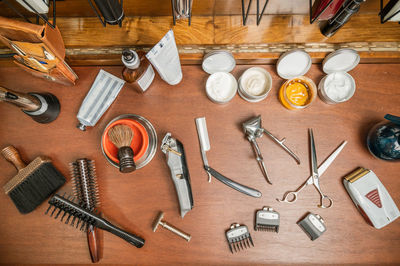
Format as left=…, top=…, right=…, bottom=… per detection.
left=6, top=14, right=395, bottom=48
left=0, top=64, right=399, bottom=264
left=0, top=0, right=381, bottom=17
left=214, top=14, right=400, bottom=44
left=55, top=17, right=214, bottom=46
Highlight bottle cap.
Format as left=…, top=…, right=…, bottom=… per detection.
left=122, top=49, right=140, bottom=69
left=77, top=122, right=86, bottom=131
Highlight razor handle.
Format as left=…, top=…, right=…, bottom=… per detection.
left=205, top=166, right=262, bottom=198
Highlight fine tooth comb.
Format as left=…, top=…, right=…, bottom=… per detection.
left=255, top=207, right=280, bottom=233
left=70, top=158, right=101, bottom=263
left=46, top=194, right=145, bottom=248
left=225, top=223, right=254, bottom=253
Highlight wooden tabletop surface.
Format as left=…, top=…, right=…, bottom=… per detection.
left=0, top=64, right=399, bottom=264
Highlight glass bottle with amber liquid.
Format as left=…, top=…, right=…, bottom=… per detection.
left=122, top=49, right=155, bottom=93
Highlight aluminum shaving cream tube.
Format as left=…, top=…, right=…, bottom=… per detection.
left=76, top=69, right=125, bottom=131
left=146, top=30, right=183, bottom=85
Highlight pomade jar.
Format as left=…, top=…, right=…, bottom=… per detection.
left=318, top=49, right=359, bottom=104
left=279, top=76, right=317, bottom=110
left=276, top=49, right=316, bottom=110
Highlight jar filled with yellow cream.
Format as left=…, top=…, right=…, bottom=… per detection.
left=279, top=76, right=316, bottom=110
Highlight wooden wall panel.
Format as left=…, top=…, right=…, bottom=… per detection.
left=214, top=0, right=380, bottom=15
left=56, top=17, right=214, bottom=46
left=0, top=0, right=382, bottom=17
left=214, top=14, right=400, bottom=44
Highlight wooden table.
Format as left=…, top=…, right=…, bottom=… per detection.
left=0, top=64, right=399, bottom=264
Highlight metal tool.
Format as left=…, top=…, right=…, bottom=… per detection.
left=152, top=211, right=191, bottom=242
left=254, top=207, right=279, bottom=232
left=297, top=213, right=326, bottom=241
left=171, top=0, right=193, bottom=25
left=278, top=131, right=346, bottom=208
left=161, top=133, right=194, bottom=218
left=343, top=167, right=400, bottom=229
left=225, top=223, right=254, bottom=253
left=242, top=115, right=300, bottom=184
left=195, top=117, right=262, bottom=198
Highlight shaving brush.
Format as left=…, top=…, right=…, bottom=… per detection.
left=108, top=125, right=136, bottom=173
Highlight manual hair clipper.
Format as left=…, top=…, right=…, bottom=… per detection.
left=343, top=167, right=400, bottom=229
left=161, top=133, right=194, bottom=218
left=242, top=115, right=300, bottom=184
left=225, top=223, right=254, bottom=253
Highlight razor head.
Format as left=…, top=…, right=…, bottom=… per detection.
left=225, top=223, right=254, bottom=253
left=195, top=117, right=210, bottom=152
left=255, top=207, right=280, bottom=233
left=160, top=133, right=172, bottom=154
left=152, top=211, right=164, bottom=232
left=242, top=115, right=263, bottom=138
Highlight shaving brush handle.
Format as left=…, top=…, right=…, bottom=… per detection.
left=1, top=145, right=26, bottom=171
left=118, top=146, right=136, bottom=173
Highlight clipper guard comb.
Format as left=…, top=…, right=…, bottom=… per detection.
left=225, top=223, right=254, bottom=253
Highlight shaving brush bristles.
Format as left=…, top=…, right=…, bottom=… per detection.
left=108, top=125, right=133, bottom=148
left=108, top=124, right=136, bottom=173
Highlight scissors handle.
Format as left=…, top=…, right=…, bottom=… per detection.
left=318, top=194, right=333, bottom=208
left=276, top=191, right=299, bottom=203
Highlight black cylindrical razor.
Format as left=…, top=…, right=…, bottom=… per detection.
left=320, top=0, right=365, bottom=37
left=0, top=86, right=60, bottom=124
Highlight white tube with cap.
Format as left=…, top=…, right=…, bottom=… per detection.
left=146, top=30, right=183, bottom=85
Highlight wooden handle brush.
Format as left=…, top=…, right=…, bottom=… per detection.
left=1, top=145, right=66, bottom=214
left=71, top=158, right=101, bottom=263
left=108, top=125, right=136, bottom=173
left=0, top=86, right=60, bottom=124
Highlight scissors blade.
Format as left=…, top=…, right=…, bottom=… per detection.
left=305, top=140, right=347, bottom=185
left=309, top=129, right=319, bottom=178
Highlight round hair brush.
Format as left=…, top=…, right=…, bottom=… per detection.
left=108, top=124, right=136, bottom=173
left=71, top=158, right=101, bottom=263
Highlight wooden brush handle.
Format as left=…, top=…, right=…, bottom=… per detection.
left=1, top=146, right=27, bottom=171
left=87, top=225, right=100, bottom=263
left=0, top=86, right=41, bottom=112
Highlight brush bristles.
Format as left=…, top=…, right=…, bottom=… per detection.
left=46, top=193, right=100, bottom=232
left=108, top=125, right=133, bottom=148
left=70, top=159, right=100, bottom=210
left=7, top=162, right=66, bottom=214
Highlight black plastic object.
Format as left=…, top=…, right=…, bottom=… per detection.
left=177, top=139, right=194, bottom=210
left=204, top=166, right=262, bottom=198
left=47, top=194, right=145, bottom=248
left=320, top=0, right=365, bottom=37
left=88, top=0, right=124, bottom=27
left=23, top=93, right=60, bottom=124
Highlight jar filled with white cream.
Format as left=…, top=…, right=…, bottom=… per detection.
left=318, top=72, right=355, bottom=104
left=238, top=67, right=272, bottom=102
left=206, top=72, right=238, bottom=104
left=318, top=48, right=360, bottom=105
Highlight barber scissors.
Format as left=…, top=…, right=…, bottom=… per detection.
left=277, top=130, right=347, bottom=208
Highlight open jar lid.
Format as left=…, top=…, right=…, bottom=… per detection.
left=322, top=49, right=360, bottom=74
left=277, top=49, right=312, bottom=79
left=202, top=51, right=236, bottom=74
